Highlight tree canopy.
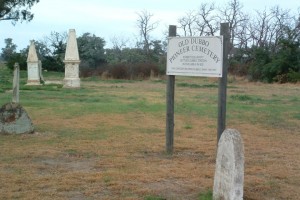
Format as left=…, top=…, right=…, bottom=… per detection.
left=0, top=0, right=39, bottom=23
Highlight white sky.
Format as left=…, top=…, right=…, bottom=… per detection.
left=0, top=0, right=299, bottom=51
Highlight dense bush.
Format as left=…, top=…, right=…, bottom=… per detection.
left=287, top=70, right=300, bottom=83
left=108, top=62, right=159, bottom=79
left=42, top=56, right=64, bottom=72
left=6, top=53, right=27, bottom=70
left=228, top=59, right=249, bottom=77
left=246, top=39, right=300, bottom=83
left=80, top=62, right=160, bottom=80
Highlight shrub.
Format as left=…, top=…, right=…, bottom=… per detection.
left=287, top=70, right=300, bottom=83
left=109, top=63, right=130, bottom=79
left=6, top=53, right=27, bottom=70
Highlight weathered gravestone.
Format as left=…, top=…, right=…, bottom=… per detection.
left=213, top=129, right=244, bottom=200
left=27, top=40, right=41, bottom=85
left=0, top=103, right=34, bottom=134
left=12, top=63, right=20, bottom=103
left=63, top=29, right=80, bottom=88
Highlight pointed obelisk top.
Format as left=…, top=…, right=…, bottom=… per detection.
left=64, top=29, right=80, bottom=61
left=27, top=40, right=38, bottom=62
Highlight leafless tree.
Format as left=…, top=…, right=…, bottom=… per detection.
left=109, top=35, right=130, bottom=62
left=110, top=36, right=129, bottom=50
left=178, top=10, right=197, bottom=36
left=248, top=6, right=294, bottom=52
left=44, top=31, right=67, bottom=56
left=195, top=2, right=219, bottom=36
left=218, top=0, right=249, bottom=51
left=136, top=10, right=159, bottom=56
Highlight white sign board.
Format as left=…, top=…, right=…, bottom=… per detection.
left=167, top=36, right=223, bottom=77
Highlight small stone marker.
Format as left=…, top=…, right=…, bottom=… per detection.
left=12, top=63, right=20, bottom=103
left=213, top=129, right=244, bottom=200
left=27, top=40, right=41, bottom=85
left=0, top=103, right=34, bottom=134
left=63, top=29, right=81, bottom=88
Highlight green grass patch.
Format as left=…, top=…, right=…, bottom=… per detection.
left=82, top=76, right=138, bottom=84
left=198, top=190, right=213, bottom=200
left=20, top=84, right=63, bottom=91
left=177, top=82, right=218, bottom=88
left=42, top=70, right=64, bottom=79
left=176, top=99, right=217, bottom=118
left=144, top=196, right=166, bottom=200
left=229, top=94, right=263, bottom=103
left=293, top=113, right=300, bottom=120
left=184, top=124, right=193, bottom=129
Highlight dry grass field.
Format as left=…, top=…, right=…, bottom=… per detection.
left=0, top=70, right=299, bottom=199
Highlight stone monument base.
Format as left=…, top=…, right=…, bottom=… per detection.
left=63, top=78, right=80, bottom=88
left=0, top=103, right=34, bottom=134
left=26, top=80, right=41, bottom=85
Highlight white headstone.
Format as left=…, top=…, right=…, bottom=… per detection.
left=27, top=40, right=41, bottom=85
left=12, top=63, right=20, bottom=103
left=63, top=29, right=80, bottom=88
left=213, top=129, right=244, bottom=200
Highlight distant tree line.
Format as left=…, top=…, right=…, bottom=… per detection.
left=1, top=0, right=300, bottom=82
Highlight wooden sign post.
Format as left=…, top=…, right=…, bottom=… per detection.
left=166, top=25, right=176, bottom=154
left=217, top=23, right=230, bottom=142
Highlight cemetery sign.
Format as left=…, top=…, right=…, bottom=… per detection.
left=167, top=36, right=223, bottom=77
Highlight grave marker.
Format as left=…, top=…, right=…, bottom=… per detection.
left=27, top=40, right=41, bottom=85
left=213, top=129, right=244, bottom=200
left=12, top=63, right=20, bottom=103
left=63, top=29, right=80, bottom=88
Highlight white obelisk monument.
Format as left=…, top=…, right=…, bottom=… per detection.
left=63, top=29, right=80, bottom=88
left=27, top=40, right=40, bottom=85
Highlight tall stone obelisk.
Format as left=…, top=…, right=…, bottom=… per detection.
left=63, top=29, right=80, bottom=88
left=27, top=40, right=40, bottom=85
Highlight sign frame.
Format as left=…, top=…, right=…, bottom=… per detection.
left=166, top=36, right=223, bottom=77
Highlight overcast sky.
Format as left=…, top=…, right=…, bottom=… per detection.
left=0, top=0, right=299, bottom=51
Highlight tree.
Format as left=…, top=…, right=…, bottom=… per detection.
left=106, top=35, right=130, bottom=64
left=178, top=3, right=219, bottom=37
left=218, top=0, right=249, bottom=52
left=0, top=0, right=39, bottom=23
left=1, top=38, right=17, bottom=61
left=136, top=10, right=159, bottom=58
left=1, top=38, right=27, bottom=70
left=42, top=31, right=67, bottom=71
left=178, top=10, right=196, bottom=36
left=196, top=3, right=219, bottom=36
left=77, top=32, right=106, bottom=68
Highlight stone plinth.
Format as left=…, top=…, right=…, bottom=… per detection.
left=27, top=40, right=41, bottom=85
left=213, top=129, right=244, bottom=200
left=0, top=103, right=34, bottom=134
left=63, top=29, right=80, bottom=88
